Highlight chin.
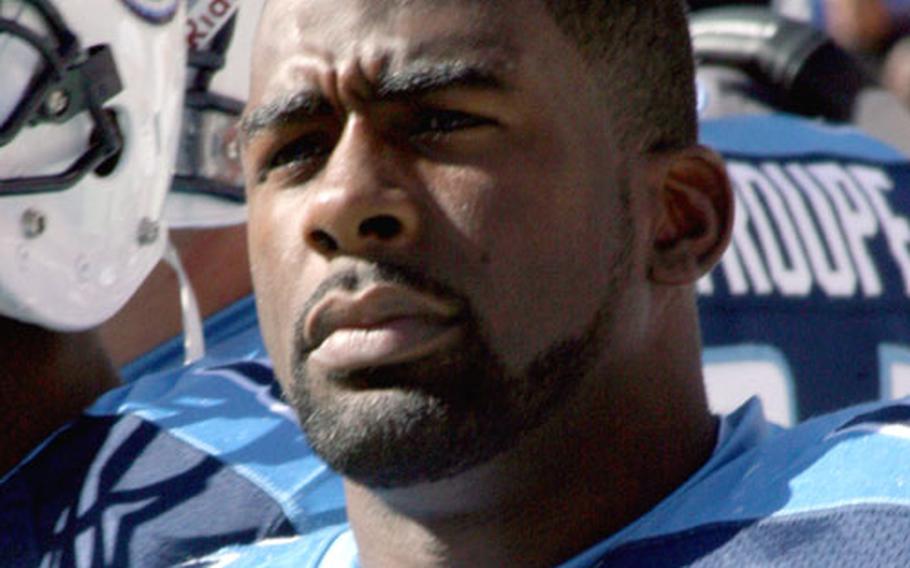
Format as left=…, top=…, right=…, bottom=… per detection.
left=285, top=314, right=602, bottom=488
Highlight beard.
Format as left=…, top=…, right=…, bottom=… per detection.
left=288, top=310, right=605, bottom=488
left=285, top=249, right=629, bottom=488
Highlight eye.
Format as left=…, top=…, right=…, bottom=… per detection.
left=409, top=108, right=495, bottom=140
left=260, top=131, right=333, bottom=181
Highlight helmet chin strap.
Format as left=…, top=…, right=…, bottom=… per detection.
left=162, top=238, right=206, bottom=365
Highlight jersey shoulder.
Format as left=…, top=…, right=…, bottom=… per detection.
left=597, top=399, right=910, bottom=566
left=182, top=525, right=357, bottom=568
left=1, top=349, right=345, bottom=568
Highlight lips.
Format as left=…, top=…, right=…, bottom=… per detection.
left=303, top=284, right=463, bottom=372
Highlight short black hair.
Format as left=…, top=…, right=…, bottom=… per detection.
left=540, top=0, right=697, bottom=153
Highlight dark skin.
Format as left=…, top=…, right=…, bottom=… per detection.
left=0, top=319, right=118, bottom=475
left=244, top=0, right=733, bottom=566
left=99, top=225, right=252, bottom=367
left=883, top=40, right=910, bottom=109
left=824, top=0, right=898, bottom=52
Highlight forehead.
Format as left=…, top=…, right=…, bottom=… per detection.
left=259, top=0, right=524, bottom=46
left=251, top=0, right=554, bottom=97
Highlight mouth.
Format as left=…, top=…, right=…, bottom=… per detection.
left=303, top=284, right=463, bottom=373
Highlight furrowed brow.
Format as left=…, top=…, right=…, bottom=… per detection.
left=240, top=43, right=514, bottom=144
left=240, top=91, right=334, bottom=145
left=372, top=61, right=508, bottom=101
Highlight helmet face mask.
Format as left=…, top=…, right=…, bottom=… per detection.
left=0, top=1, right=80, bottom=145
left=165, top=4, right=251, bottom=229
left=167, top=85, right=247, bottom=228
left=0, top=0, right=185, bottom=331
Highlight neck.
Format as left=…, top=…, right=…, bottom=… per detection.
left=0, top=318, right=119, bottom=475
left=345, top=300, right=717, bottom=568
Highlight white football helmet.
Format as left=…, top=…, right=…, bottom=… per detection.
left=0, top=0, right=186, bottom=331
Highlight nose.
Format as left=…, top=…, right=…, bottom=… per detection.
left=302, top=121, right=420, bottom=258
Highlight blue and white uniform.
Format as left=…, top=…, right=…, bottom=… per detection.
left=698, top=109, right=910, bottom=425
left=0, top=299, right=345, bottom=568
left=185, top=397, right=910, bottom=567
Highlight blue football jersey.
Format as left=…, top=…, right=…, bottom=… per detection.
left=182, top=397, right=910, bottom=567
left=698, top=112, right=910, bottom=425
left=0, top=303, right=345, bottom=568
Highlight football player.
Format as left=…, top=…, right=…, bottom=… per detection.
left=0, top=2, right=340, bottom=566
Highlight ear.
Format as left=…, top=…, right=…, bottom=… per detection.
left=649, top=145, right=733, bottom=286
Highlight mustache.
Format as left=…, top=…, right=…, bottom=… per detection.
left=292, top=261, right=470, bottom=357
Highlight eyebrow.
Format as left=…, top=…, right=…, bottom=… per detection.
left=239, top=91, right=334, bottom=144
left=240, top=59, right=510, bottom=144
left=373, top=60, right=507, bottom=99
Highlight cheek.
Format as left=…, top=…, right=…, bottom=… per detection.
left=430, top=158, right=624, bottom=371
left=482, top=203, right=619, bottom=368
left=248, top=193, right=304, bottom=384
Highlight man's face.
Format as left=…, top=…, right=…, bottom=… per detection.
left=243, top=0, right=652, bottom=487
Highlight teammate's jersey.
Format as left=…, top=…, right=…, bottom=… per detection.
left=697, top=95, right=910, bottom=425
left=183, top=397, right=910, bottom=567
left=0, top=306, right=345, bottom=568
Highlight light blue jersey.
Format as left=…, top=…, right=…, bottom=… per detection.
left=186, top=397, right=910, bottom=566
left=1, top=299, right=344, bottom=568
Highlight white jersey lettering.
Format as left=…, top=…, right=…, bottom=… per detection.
left=703, top=160, right=905, bottom=300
